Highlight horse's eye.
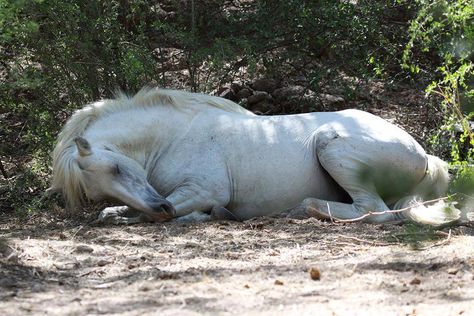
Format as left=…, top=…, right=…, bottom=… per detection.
left=113, top=164, right=121, bottom=175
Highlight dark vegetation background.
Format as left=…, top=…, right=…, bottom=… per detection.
left=0, top=0, right=473, bottom=218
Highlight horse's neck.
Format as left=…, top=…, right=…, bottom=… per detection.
left=85, top=107, right=191, bottom=167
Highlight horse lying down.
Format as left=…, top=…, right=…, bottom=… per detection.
left=50, top=88, right=460, bottom=225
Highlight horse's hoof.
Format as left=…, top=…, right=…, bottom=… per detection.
left=97, top=207, right=128, bottom=225
left=173, top=211, right=211, bottom=224
left=285, top=206, right=310, bottom=219
left=211, top=207, right=240, bottom=221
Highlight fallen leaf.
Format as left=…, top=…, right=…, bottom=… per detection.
left=447, top=268, right=459, bottom=275
left=410, top=277, right=421, bottom=285
left=309, top=267, right=321, bottom=281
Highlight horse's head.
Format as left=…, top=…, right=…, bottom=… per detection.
left=71, top=136, right=175, bottom=221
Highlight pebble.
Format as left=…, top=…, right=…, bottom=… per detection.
left=74, top=245, right=94, bottom=253
left=309, top=267, right=321, bottom=281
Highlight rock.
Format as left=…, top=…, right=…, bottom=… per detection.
left=319, top=93, right=345, bottom=107
left=248, top=91, right=271, bottom=105
left=251, top=78, right=278, bottom=93
left=249, top=100, right=274, bottom=114
left=0, top=238, right=14, bottom=258
left=230, top=82, right=242, bottom=93
left=74, top=245, right=94, bottom=253
left=31, top=283, right=44, bottom=293
left=409, top=277, right=421, bottom=285
left=272, top=85, right=305, bottom=102
left=274, top=280, right=284, bottom=285
left=236, top=88, right=252, bottom=100
left=97, top=259, right=110, bottom=267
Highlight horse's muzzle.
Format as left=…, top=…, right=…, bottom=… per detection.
left=148, top=198, right=176, bottom=221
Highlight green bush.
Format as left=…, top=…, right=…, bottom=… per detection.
left=403, top=0, right=474, bottom=163
left=402, top=0, right=474, bottom=205
left=1, top=0, right=470, bottom=215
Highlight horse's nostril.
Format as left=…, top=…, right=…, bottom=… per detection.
left=159, top=201, right=175, bottom=215
left=148, top=196, right=175, bottom=217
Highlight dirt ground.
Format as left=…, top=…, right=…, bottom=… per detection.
left=1, top=215, right=473, bottom=316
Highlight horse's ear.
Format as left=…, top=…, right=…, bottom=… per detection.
left=46, top=186, right=62, bottom=196
left=74, top=137, right=92, bottom=157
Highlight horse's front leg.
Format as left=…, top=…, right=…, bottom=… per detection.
left=165, top=182, right=230, bottom=223
left=97, top=206, right=151, bottom=225
left=172, top=206, right=240, bottom=224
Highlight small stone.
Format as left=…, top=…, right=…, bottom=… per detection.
left=309, top=267, right=321, bottom=281
left=252, top=78, right=278, bottom=93
left=319, top=93, right=345, bottom=107
left=230, top=82, right=242, bottom=93
left=244, top=284, right=250, bottom=289
left=247, top=91, right=270, bottom=105
left=272, top=85, right=305, bottom=102
left=250, top=100, right=274, bottom=114
left=74, top=245, right=94, bottom=253
left=237, top=88, right=252, bottom=100
left=274, top=280, right=284, bottom=285
left=447, top=268, right=459, bottom=275
left=410, top=277, right=421, bottom=285
left=139, top=284, right=151, bottom=291
left=97, top=259, right=109, bottom=267
left=31, top=283, right=44, bottom=292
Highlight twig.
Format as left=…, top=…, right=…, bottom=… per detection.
left=71, top=225, right=85, bottom=239
left=0, top=160, right=8, bottom=179
left=418, top=229, right=452, bottom=250
left=333, top=196, right=451, bottom=223
left=336, top=234, right=392, bottom=246
left=327, top=202, right=334, bottom=223
left=14, top=122, right=26, bottom=144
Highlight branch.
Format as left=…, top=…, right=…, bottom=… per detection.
left=0, top=160, right=8, bottom=179
left=332, top=196, right=451, bottom=224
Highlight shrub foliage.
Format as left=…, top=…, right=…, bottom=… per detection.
left=0, top=0, right=472, bottom=214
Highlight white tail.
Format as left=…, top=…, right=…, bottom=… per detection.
left=394, top=155, right=461, bottom=225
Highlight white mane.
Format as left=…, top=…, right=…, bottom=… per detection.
left=51, top=88, right=254, bottom=208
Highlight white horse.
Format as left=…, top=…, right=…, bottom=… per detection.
left=50, top=88, right=459, bottom=225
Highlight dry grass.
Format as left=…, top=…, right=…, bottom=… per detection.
left=1, top=216, right=473, bottom=315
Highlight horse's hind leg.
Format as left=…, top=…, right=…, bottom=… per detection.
left=290, top=131, right=403, bottom=223
left=288, top=196, right=397, bottom=223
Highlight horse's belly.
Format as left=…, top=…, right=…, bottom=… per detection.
left=227, top=151, right=343, bottom=219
